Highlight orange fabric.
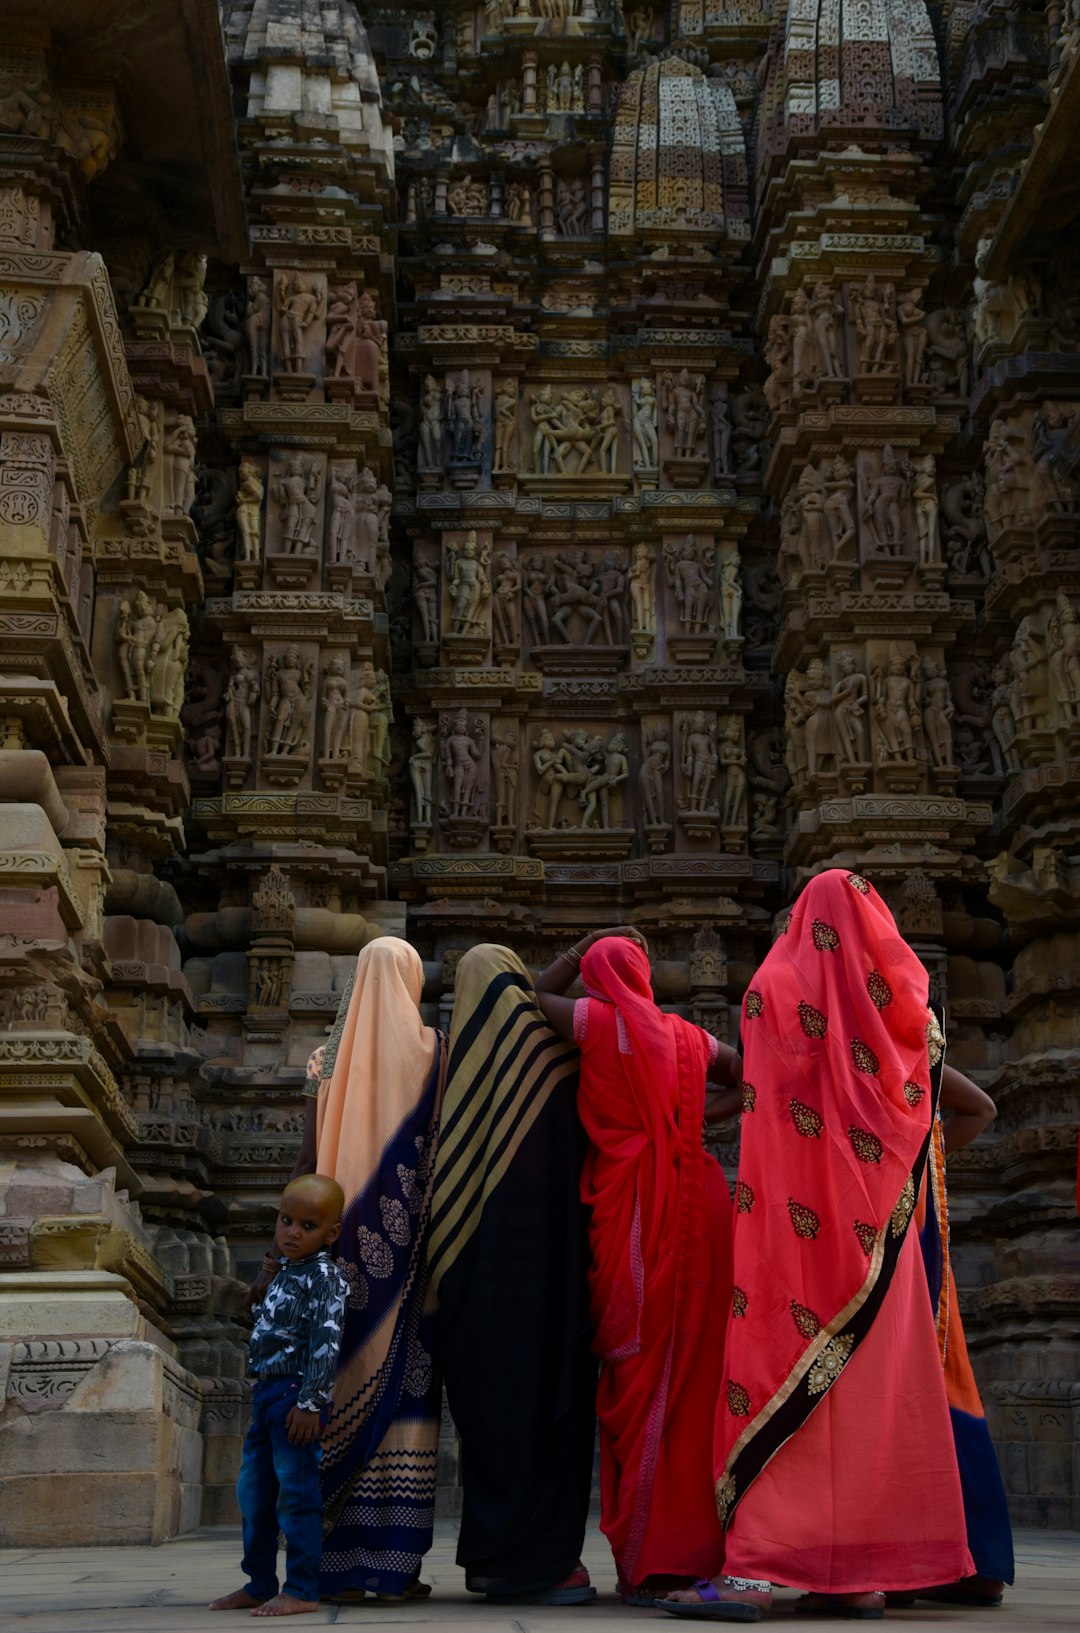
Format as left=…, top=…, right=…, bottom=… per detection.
left=315, top=937, right=437, bottom=1206
left=576, top=939, right=731, bottom=1587
left=724, top=1228, right=974, bottom=1593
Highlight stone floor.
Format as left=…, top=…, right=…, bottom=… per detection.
left=2, top=1522, right=1076, bottom=1631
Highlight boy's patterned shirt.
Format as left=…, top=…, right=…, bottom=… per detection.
left=248, top=1249, right=349, bottom=1411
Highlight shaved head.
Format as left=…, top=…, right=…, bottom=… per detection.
left=282, top=1173, right=344, bottom=1221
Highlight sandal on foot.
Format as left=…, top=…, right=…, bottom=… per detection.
left=375, top=1581, right=432, bottom=1603
left=660, top=1580, right=768, bottom=1622
left=621, top=1576, right=697, bottom=1608
left=793, top=1593, right=885, bottom=1620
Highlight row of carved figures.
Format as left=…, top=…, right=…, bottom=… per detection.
left=414, top=536, right=741, bottom=647
left=196, top=457, right=391, bottom=579
left=206, top=646, right=392, bottom=774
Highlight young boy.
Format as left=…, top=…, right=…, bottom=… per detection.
left=211, top=1173, right=349, bottom=1618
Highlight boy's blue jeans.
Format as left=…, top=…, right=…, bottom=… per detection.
left=237, top=1377, right=323, bottom=1603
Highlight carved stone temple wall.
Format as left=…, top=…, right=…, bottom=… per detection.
left=0, top=0, right=1076, bottom=1543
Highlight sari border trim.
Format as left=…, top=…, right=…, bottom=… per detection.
left=716, top=1005, right=946, bottom=1529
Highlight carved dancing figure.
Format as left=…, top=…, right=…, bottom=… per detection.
left=493, top=552, right=522, bottom=647
left=719, top=554, right=742, bottom=641
left=491, top=724, right=519, bottom=828
left=442, top=710, right=481, bottom=817
left=266, top=645, right=313, bottom=756
left=922, top=657, right=955, bottom=768
left=125, top=397, right=158, bottom=504
left=550, top=549, right=604, bottom=643
left=116, top=591, right=160, bottom=704
left=790, top=288, right=818, bottom=390
left=327, top=464, right=356, bottom=564
left=580, top=732, right=629, bottom=829
left=493, top=379, right=518, bottom=472
left=661, top=368, right=706, bottom=459
left=681, top=711, right=718, bottom=811
left=710, top=384, right=732, bottom=476
left=414, top=555, right=439, bottom=644
left=274, top=457, right=320, bottom=554
left=325, top=282, right=358, bottom=378
left=277, top=273, right=323, bottom=372
left=532, top=727, right=563, bottom=828
left=224, top=647, right=260, bottom=760
left=409, top=719, right=436, bottom=826
left=810, top=282, right=843, bottom=377
left=824, top=454, right=856, bottom=557
left=898, top=288, right=929, bottom=388
left=912, top=454, right=940, bottom=566
left=523, top=553, right=553, bottom=644
left=530, top=386, right=561, bottom=475
left=236, top=460, right=265, bottom=563
left=418, top=374, right=445, bottom=470
left=853, top=273, right=897, bottom=373
left=321, top=655, right=350, bottom=759
left=163, top=414, right=197, bottom=516
left=447, top=531, right=491, bottom=635
left=665, top=535, right=715, bottom=635
left=873, top=648, right=920, bottom=762
left=629, top=542, right=656, bottom=633
left=596, top=389, right=622, bottom=473
left=831, top=651, right=869, bottom=764
left=632, top=377, right=660, bottom=467
left=641, top=725, right=669, bottom=827
left=718, top=721, right=747, bottom=829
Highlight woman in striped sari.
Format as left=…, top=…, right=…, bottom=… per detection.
left=294, top=937, right=444, bottom=1603
left=428, top=944, right=598, bottom=1605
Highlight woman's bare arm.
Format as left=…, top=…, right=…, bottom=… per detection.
left=704, top=1084, right=744, bottom=1125
left=291, top=1096, right=318, bottom=1179
left=939, top=1063, right=997, bottom=1154
left=535, top=926, right=648, bottom=1042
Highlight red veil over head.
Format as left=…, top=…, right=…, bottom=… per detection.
left=715, top=869, right=943, bottom=1526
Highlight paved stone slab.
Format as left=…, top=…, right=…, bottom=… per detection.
left=1, top=1523, right=1076, bottom=1631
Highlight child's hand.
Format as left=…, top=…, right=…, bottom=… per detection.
left=285, top=1407, right=322, bottom=1447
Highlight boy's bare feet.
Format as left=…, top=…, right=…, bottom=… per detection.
left=209, top=1589, right=267, bottom=1611
left=251, top=1593, right=319, bottom=1617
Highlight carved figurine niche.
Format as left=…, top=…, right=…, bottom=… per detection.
left=223, top=646, right=261, bottom=770
left=663, top=534, right=717, bottom=662
left=346, top=660, right=390, bottom=782
left=748, top=728, right=791, bottom=838
left=641, top=720, right=671, bottom=849
left=659, top=368, right=709, bottom=486
left=849, top=274, right=898, bottom=381
left=163, top=413, right=197, bottom=519
left=555, top=175, right=590, bottom=237
left=492, top=379, right=518, bottom=476
left=325, top=284, right=385, bottom=397
left=440, top=709, right=487, bottom=846
left=921, top=657, right=956, bottom=772
left=149, top=606, right=189, bottom=719
left=235, top=459, right=265, bottom=567
left=526, top=386, right=622, bottom=479
left=492, top=551, right=522, bottom=655
left=718, top=549, right=742, bottom=648
left=274, top=272, right=325, bottom=382
left=632, top=377, right=660, bottom=474
left=629, top=541, right=657, bottom=658
left=444, top=530, right=492, bottom=661
left=1030, top=400, right=1078, bottom=521
left=123, top=397, right=160, bottom=512
left=831, top=651, right=871, bottom=777
left=418, top=373, right=445, bottom=481
left=717, top=718, right=748, bottom=837
left=983, top=418, right=1032, bottom=544
left=414, top=549, right=440, bottom=654
left=115, top=591, right=161, bottom=708
left=445, top=369, right=487, bottom=483
left=858, top=446, right=915, bottom=576
left=409, top=717, right=437, bottom=839
left=270, top=453, right=322, bottom=557
left=264, top=645, right=316, bottom=766
left=1047, top=591, right=1080, bottom=728
left=869, top=643, right=927, bottom=782
left=244, top=275, right=271, bottom=376
left=491, top=722, right=520, bottom=839
left=1009, top=615, right=1049, bottom=741
left=677, top=710, right=720, bottom=839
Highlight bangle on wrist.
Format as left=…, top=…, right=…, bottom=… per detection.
left=559, top=946, right=582, bottom=969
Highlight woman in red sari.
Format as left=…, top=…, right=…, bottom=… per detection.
left=537, top=927, right=742, bottom=1604
left=663, top=870, right=977, bottom=1622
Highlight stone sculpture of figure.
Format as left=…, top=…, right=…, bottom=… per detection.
left=551, top=389, right=600, bottom=476
left=153, top=608, right=189, bottom=718
left=719, top=553, right=742, bottom=640
left=135, top=251, right=175, bottom=311
left=354, top=466, right=380, bottom=575
left=942, top=476, right=989, bottom=578
left=370, top=669, right=392, bottom=778
left=641, top=724, right=670, bottom=826
left=972, top=239, right=1041, bottom=349
left=627, top=5, right=654, bottom=52
left=665, top=534, right=716, bottom=634
left=873, top=647, right=920, bottom=762
left=790, top=287, right=819, bottom=390
left=274, top=456, right=320, bottom=554
left=1010, top=616, right=1045, bottom=736
left=418, top=373, right=444, bottom=470
left=595, top=549, right=626, bottom=645
left=410, top=718, right=436, bottom=826
left=0, top=73, right=53, bottom=138
left=764, top=315, right=793, bottom=413
left=682, top=711, right=718, bottom=811
left=1031, top=400, right=1077, bottom=515
left=810, top=282, right=843, bottom=377
left=125, top=396, right=158, bottom=504
left=1048, top=592, right=1080, bottom=723
left=491, top=723, right=519, bottom=828
left=557, top=60, right=574, bottom=111
left=245, top=275, right=271, bottom=375
left=163, top=414, right=197, bottom=516
left=898, top=287, right=929, bottom=388
left=321, top=654, right=350, bottom=759
left=796, top=463, right=828, bottom=571
left=823, top=454, right=856, bottom=557
left=224, top=647, right=260, bottom=760
left=718, top=720, right=747, bottom=829
left=266, top=645, right=313, bottom=756
left=325, top=282, right=358, bottom=378
left=831, top=651, right=869, bottom=764
left=661, top=368, right=707, bottom=459
left=629, top=541, right=656, bottom=633
left=533, top=727, right=562, bottom=828
left=530, top=385, right=560, bottom=475
left=596, top=389, right=622, bottom=473
left=354, top=292, right=383, bottom=392
left=556, top=177, right=589, bottom=236
left=912, top=454, right=940, bottom=566
left=802, top=658, right=837, bottom=778
left=922, top=657, right=955, bottom=767
left=174, top=251, right=208, bottom=328
left=523, top=552, right=552, bottom=643
left=710, top=384, right=732, bottom=476
left=925, top=307, right=970, bottom=398
left=870, top=444, right=912, bottom=554
left=235, top=460, right=265, bottom=563
left=990, top=661, right=1023, bottom=773
left=581, top=732, right=629, bottom=829
left=983, top=419, right=1030, bottom=537
left=493, top=379, right=518, bottom=472
left=442, top=709, right=481, bottom=817
left=632, top=377, right=660, bottom=467
left=277, top=273, right=323, bottom=372
left=853, top=273, right=897, bottom=373
left=447, top=369, right=483, bottom=463
left=493, top=552, right=522, bottom=646
left=347, top=662, right=379, bottom=771
left=447, top=530, right=491, bottom=635
left=117, top=591, right=160, bottom=704
left=550, top=549, right=604, bottom=643
left=414, top=554, right=439, bottom=644
left=572, top=63, right=585, bottom=112
left=327, top=463, right=356, bottom=564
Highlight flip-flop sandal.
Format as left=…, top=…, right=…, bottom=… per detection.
left=622, top=1576, right=697, bottom=1608
left=793, top=1594, right=885, bottom=1620
left=660, top=1581, right=765, bottom=1622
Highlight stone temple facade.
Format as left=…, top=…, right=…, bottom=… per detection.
left=0, top=0, right=1076, bottom=1543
